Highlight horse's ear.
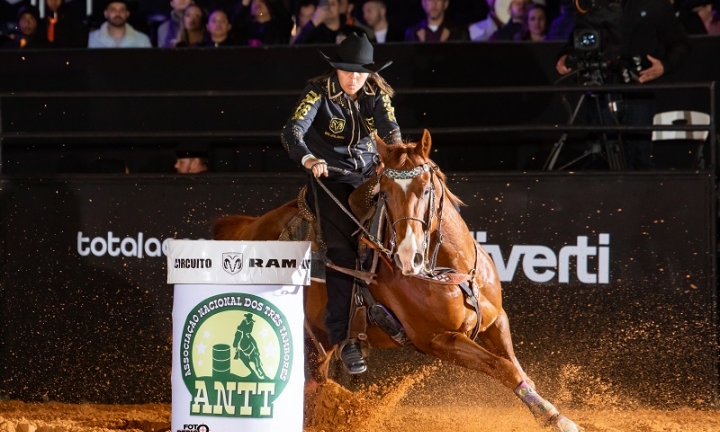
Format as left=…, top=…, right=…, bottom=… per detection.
left=420, top=129, right=432, bottom=159
left=376, top=133, right=390, bottom=163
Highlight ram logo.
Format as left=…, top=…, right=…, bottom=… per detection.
left=222, top=253, right=243, bottom=275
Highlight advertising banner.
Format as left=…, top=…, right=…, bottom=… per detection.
left=167, top=240, right=311, bottom=286
left=0, top=173, right=715, bottom=406
left=168, top=240, right=310, bottom=432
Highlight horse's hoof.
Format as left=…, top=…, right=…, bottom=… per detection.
left=550, top=414, right=581, bottom=432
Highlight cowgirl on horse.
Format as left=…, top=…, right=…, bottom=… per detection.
left=280, top=33, right=402, bottom=375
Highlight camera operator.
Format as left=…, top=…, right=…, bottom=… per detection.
left=555, top=0, right=690, bottom=169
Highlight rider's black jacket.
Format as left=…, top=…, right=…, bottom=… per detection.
left=281, top=73, right=401, bottom=186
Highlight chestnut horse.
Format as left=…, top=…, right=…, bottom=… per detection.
left=213, top=130, right=580, bottom=432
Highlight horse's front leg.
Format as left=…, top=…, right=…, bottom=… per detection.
left=477, top=310, right=535, bottom=389
left=427, top=331, right=524, bottom=390
left=427, top=332, right=580, bottom=432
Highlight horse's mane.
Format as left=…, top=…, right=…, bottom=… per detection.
left=383, top=142, right=465, bottom=208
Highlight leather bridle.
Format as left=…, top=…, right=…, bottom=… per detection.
left=379, top=162, right=446, bottom=275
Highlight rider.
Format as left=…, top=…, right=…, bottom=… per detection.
left=280, top=33, right=402, bottom=374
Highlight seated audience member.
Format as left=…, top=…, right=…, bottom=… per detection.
left=1, top=0, right=26, bottom=43
left=156, top=0, right=192, bottom=47
left=468, top=0, right=504, bottom=41
left=489, top=0, right=529, bottom=40
left=293, top=0, right=368, bottom=44
left=175, top=142, right=210, bottom=174
left=1, top=5, right=50, bottom=49
left=203, top=8, right=236, bottom=45
left=515, top=3, right=546, bottom=40
left=289, top=0, right=315, bottom=42
left=37, top=0, right=88, bottom=47
left=405, top=0, right=469, bottom=42
left=362, top=0, right=403, bottom=42
left=88, top=0, right=152, bottom=47
left=233, top=0, right=292, bottom=45
left=678, top=0, right=720, bottom=35
left=545, top=0, right=575, bottom=40
left=338, top=0, right=373, bottom=38
left=173, top=3, right=208, bottom=46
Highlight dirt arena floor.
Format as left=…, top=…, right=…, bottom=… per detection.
left=1, top=351, right=719, bottom=432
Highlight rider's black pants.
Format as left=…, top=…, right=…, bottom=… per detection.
left=306, top=179, right=359, bottom=346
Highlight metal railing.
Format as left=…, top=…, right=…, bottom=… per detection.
left=0, top=81, right=715, bottom=173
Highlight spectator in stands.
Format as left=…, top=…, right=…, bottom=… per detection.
left=1, top=5, right=50, bottom=49
left=88, top=0, right=152, bottom=47
left=37, top=0, right=88, bottom=47
left=1, top=0, right=26, bottom=44
left=545, top=0, right=575, bottom=40
left=515, top=3, right=546, bottom=40
left=289, top=0, right=316, bottom=42
left=156, top=0, right=192, bottom=47
left=404, top=0, right=469, bottom=42
left=203, top=8, right=236, bottom=45
left=468, top=0, right=504, bottom=41
left=281, top=33, right=401, bottom=375
left=338, top=0, right=373, bottom=38
left=293, top=0, right=368, bottom=44
left=174, top=142, right=210, bottom=173
left=233, top=0, right=292, bottom=45
left=678, top=0, right=720, bottom=35
left=362, top=0, right=403, bottom=43
left=489, top=0, right=529, bottom=40
left=173, top=3, right=207, bottom=46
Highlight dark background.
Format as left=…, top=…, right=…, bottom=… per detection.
left=0, top=173, right=715, bottom=406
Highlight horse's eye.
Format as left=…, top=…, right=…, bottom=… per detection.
left=423, top=187, right=431, bottom=197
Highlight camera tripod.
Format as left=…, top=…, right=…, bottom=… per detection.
left=543, top=88, right=626, bottom=171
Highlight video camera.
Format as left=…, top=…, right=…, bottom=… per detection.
left=564, top=0, right=650, bottom=84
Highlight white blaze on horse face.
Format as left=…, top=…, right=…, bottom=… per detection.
left=389, top=177, right=427, bottom=275
left=393, top=178, right=412, bottom=194
left=396, top=221, right=424, bottom=276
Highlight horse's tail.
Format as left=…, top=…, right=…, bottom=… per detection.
left=213, top=215, right=258, bottom=240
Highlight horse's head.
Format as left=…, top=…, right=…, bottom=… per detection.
left=376, top=129, right=462, bottom=276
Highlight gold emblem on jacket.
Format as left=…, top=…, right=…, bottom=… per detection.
left=329, top=118, right=345, bottom=134
left=291, top=90, right=321, bottom=121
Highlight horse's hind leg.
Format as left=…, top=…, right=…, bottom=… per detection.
left=428, top=332, right=580, bottom=432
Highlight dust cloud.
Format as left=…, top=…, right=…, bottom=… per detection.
left=2, top=356, right=719, bottom=432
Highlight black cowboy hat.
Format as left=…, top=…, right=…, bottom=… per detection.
left=321, top=33, right=392, bottom=73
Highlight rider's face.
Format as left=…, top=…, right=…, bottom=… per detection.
left=336, top=69, right=369, bottom=98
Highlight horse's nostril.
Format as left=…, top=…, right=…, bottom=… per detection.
left=413, top=253, right=423, bottom=268
left=394, top=254, right=403, bottom=270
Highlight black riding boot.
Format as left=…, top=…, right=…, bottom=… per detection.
left=339, top=340, right=367, bottom=374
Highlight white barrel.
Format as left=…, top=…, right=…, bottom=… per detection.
left=167, top=240, right=311, bottom=432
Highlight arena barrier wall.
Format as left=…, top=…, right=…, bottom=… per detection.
left=0, top=38, right=718, bottom=173
left=0, top=172, right=716, bottom=406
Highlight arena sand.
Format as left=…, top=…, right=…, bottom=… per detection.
left=1, top=354, right=719, bottom=432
